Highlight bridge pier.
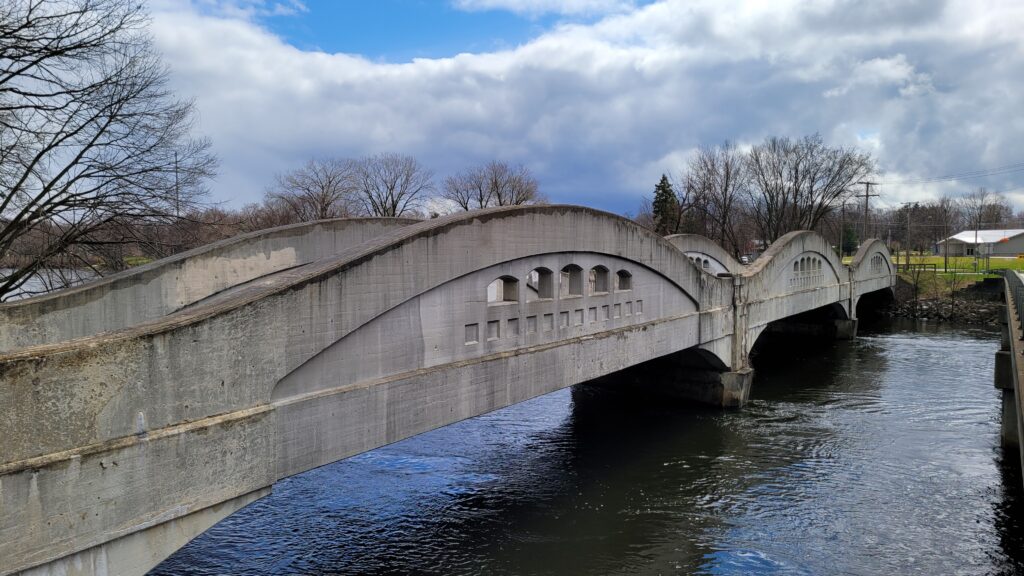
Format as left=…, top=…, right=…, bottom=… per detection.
left=661, top=367, right=754, bottom=408
left=757, top=306, right=858, bottom=343
left=834, top=318, right=858, bottom=340
left=583, top=349, right=754, bottom=408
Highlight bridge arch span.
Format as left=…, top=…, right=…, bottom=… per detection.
left=735, top=231, right=851, bottom=360
left=665, top=233, right=743, bottom=275
left=850, top=238, right=897, bottom=313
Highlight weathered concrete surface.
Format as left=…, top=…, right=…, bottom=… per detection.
left=665, top=234, right=743, bottom=275
left=18, top=489, right=269, bottom=576
left=0, top=217, right=417, bottom=352
left=0, top=205, right=896, bottom=576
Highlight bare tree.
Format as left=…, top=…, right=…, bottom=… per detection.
left=441, top=167, right=491, bottom=211
left=0, top=0, right=217, bottom=300
left=745, top=134, right=873, bottom=244
left=927, top=194, right=961, bottom=271
left=685, top=141, right=748, bottom=255
left=239, top=197, right=301, bottom=232
left=946, top=268, right=968, bottom=316
left=352, top=153, right=434, bottom=217
left=441, top=160, right=543, bottom=211
left=267, top=158, right=357, bottom=221
left=961, top=187, right=1008, bottom=230
left=631, top=196, right=655, bottom=230
left=490, top=162, right=543, bottom=206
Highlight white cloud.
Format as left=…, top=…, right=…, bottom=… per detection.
left=151, top=0, right=1024, bottom=212
left=824, top=55, right=934, bottom=98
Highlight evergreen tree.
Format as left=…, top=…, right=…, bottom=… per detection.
left=652, top=174, right=678, bottom=235
left=841, top=225, right=859, bottom=256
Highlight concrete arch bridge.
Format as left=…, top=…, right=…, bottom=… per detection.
left=0, top=206, right=895, bottom=576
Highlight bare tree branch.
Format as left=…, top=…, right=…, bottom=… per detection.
left=0, top=0, right=217, bottom=300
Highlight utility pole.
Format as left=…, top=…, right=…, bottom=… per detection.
left=174, top=150, right=180, bottom=218
left=906, top=204, right=912, bottom=271
left=855, top=181, right=879, bottom=245
left=838, top=203, right=846, bottom=258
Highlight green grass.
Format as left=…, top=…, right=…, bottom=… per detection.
left=899, top=254, right=1024, bottom=272
left=842, top=253, right=1021, bottom=273
left=838, top=252, right=1001, bottom=298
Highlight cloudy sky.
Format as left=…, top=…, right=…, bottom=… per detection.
left=150, top=0, right=1024, bottom=215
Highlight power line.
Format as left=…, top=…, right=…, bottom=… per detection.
left=881, top=160, right=1024, bottom=185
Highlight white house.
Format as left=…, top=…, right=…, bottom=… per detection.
left=935, top=229, right=1024, bottom=257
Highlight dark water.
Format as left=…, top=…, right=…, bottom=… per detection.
left=154, top=321, right=1024, bottom=575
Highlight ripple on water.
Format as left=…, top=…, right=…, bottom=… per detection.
left=153, top=322, right=1022, bottom=576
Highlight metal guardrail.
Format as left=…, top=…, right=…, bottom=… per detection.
left=897, top=263, right=938, bottom=273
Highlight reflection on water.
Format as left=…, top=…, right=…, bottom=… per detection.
left=153, top=320, right=1022, bottom=575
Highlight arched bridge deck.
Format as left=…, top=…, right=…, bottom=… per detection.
left=0, top=206, right=895, bottom=576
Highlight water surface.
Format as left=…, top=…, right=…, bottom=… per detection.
left=154, top=321, right=1022, bottom=575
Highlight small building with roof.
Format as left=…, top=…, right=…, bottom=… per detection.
left=935, top=229, right=1024, bottom=257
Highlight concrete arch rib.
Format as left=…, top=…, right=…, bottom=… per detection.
left=269, top=250, right=703, bottom=403
left=664, top=234, right=743, bottom=274
left=850, top=238, right=891, bottom=270
left=0, top=217, right=419, bottom=352
left=849, top=238, right=897, bottom=306
left=737, top=231, right=851, bottom=350
left=741, top=230, right=846, bottom=295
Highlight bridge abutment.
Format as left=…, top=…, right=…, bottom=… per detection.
left=996, top=304, right=1019, bottom=448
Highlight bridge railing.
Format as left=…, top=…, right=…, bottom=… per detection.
left=1004, top=270, right=1024, bottom=333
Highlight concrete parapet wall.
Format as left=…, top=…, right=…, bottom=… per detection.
left=665, top=234, right=743, bottom=275
left=0, top=218, right=417, bottom=353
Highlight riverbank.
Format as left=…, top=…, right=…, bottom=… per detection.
left=886, top=297, right=1002, bottom=326
left=886, top=277, right=1003, bottom=326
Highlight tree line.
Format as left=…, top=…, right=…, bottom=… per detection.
left=635, top=136, right=1018, bottom=262
left=243, top=155, right=544, bottom=231
left=636, top=135, right=875, bottom=257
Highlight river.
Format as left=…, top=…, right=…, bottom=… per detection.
left=152, top=320, right=1023, bottom=575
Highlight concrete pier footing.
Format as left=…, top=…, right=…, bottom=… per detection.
left=834, top=318, right=858, bottom=340
left=583, top=352, right=755, bottom=409
left=761, top=317, right=858, bottom=341
left=660, top=367, right=755, bottom=408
